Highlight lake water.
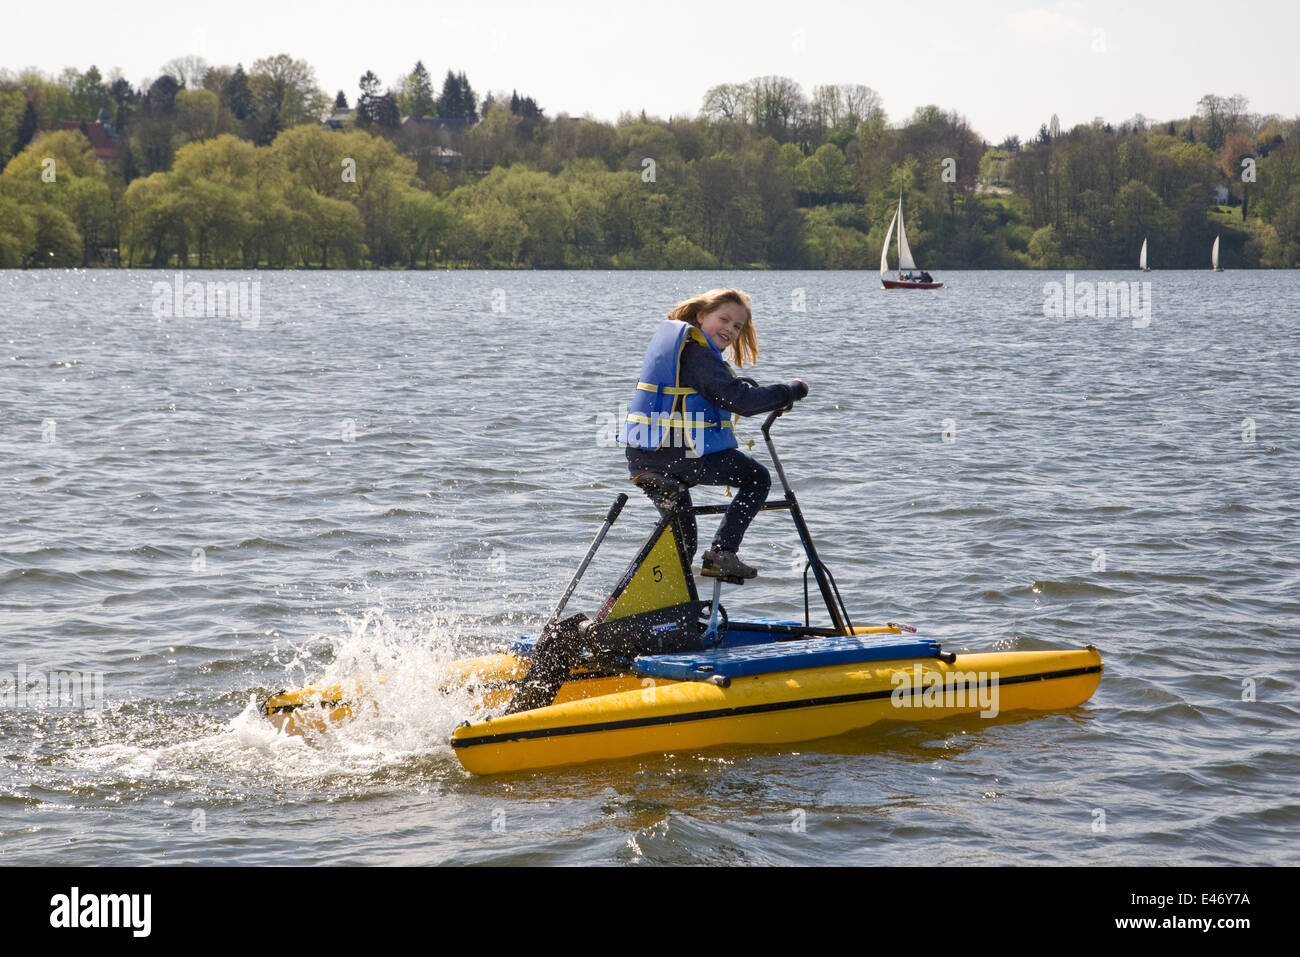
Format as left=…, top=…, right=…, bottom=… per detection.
left=2, top=268, right=1297, bottom=866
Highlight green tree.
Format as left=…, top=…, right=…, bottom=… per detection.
left=14, top=99, right=40, bottom=155
left=21, top=198, right=83, bottom=266
left=437, top=70, right=478, bottom=122
left=57, top=176, right=114, bottom=265
left=1027, top=224, right=1062, bottom=267
left=0, top=188, right=37, bottom=266
left=801, top=143, right=850, bottom=200
left=70, top=66, right=111, bottom=121
left=175, top=88, right=229, bottom=144
left=144, top=74, right=181, bottom=115
left=173, top=134, right=260, bottom=187
left=249, top=54, right=327, bottom=144
left=463, top=102, right=524, bottom=170
left=659, top=234, right=717, bottom=268
left=356, top=72, right=399, bottom=130
left=270, top=124, right=352, bottom=196
left=224, top=65, right=253, bottom=121
left=287, top=185, right=364, bottom=266
left=1253, top=128, right=1300, bottom=264
left=801, top=206, right=868, bottom=267
left=123, top=171, right=179, bottom=266
left=3, top=129, right=103, bottom=179
left=398, top=61, right=436, bottom=118
left=394, top=189, right=452, bottom=265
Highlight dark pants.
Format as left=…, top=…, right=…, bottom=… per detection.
left=638, top=448, right=771, bottom=557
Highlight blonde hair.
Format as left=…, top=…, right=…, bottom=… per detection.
left=666, top=288, right=759, bottom=368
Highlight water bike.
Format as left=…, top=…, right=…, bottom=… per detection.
left=260, top=405, right=1102, bottom=774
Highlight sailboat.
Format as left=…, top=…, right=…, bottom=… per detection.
left=1139, top=237, right=1150, bottom=272
left=1212, top=235, right=1224, bottom=271
left=880, top=196, right=942, bottom=289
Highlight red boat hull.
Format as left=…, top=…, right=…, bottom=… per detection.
left=881, top=279, right=943, bottom=289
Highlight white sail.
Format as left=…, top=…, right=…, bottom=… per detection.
left=880, top=208, right=897, bottom=276
left=1212, top=235, right=1220, bottom=270
left=897, top=197, right=917, bottom=271
left=1139, top=237, right=1148, bottom=270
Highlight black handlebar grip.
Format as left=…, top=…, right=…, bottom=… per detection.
left=606, top=493, right=629, bottom=524
left=762, top=405, right=791, bottom=436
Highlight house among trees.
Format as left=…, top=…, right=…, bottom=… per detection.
left=430, top=145, right=461, bottom=165
left=324, top=107, right=353, bottom=131
left=400, top=115, right=468, bottom=167
left=58, top=108, right=123, bottom=162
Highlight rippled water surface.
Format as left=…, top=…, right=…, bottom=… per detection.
left=2, top=269, right=1297, bottom=865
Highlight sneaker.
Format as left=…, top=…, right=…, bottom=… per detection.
left=701, top=548, right=757, bottom=579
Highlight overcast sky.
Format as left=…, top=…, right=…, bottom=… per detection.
left=4, top=0, right=1297, bottom=142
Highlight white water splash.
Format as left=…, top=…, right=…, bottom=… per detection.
left=79, top=607, right=511, bottom=785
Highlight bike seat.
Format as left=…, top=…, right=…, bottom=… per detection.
left=632, top=472, right=688, bottom=505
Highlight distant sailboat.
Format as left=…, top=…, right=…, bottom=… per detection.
left=1139, top=237, right=1150, bottom=272
left=880, top=196, right=942, bottom=289
left=1212, top=235, right=1223, bottom=271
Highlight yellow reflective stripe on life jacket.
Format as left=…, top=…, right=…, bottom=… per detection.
left=636, top=382, right=696, bottom=396
left=625, top=414, right=724, bottom=429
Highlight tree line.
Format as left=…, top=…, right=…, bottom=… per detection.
left=2, top=58, right=1297, bottom=269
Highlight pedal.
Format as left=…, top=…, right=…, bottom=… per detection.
left=699, top=570, right=745, bottom=585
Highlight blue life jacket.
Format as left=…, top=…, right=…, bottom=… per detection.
left=619, top=319, right=738, bottom=457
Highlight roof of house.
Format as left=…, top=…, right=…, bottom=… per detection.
left=58, top=120, right=121, bottom=160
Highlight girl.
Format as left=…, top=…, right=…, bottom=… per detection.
left=620, top=288, right=808, bottom=579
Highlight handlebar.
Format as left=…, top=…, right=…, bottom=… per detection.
left=606, top=492, right=629, bottom=524
left=762, top=403, right=794, bottom=438
left=738, top=376, right=795, bottom=439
